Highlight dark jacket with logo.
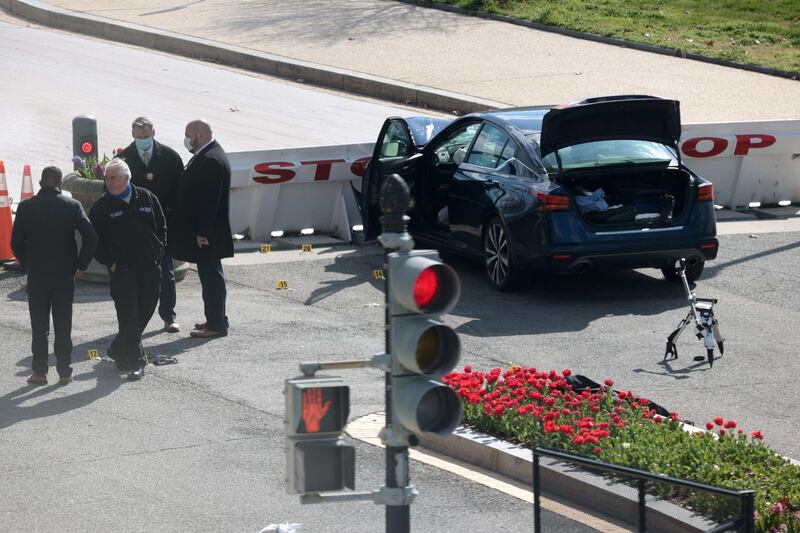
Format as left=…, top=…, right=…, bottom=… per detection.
left=10, top=187, right=97, bottom=288
left=89, top=185, right=166, bottom=269
left=117, top=139, right=183, bottom=214
left=172, top=140, right=234, bottom=263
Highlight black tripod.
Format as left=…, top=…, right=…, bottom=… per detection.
left=664, top=258, right=724, bottom=367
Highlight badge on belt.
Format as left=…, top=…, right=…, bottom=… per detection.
left=146, top=172, right=155, bottom=181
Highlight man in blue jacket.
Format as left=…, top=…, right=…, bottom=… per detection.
left=11, top=166, right=97, bottom=385
left=89, top=159, right=166, bottom=381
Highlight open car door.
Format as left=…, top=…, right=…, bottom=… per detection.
left=361, top=118, right=422, bottom=240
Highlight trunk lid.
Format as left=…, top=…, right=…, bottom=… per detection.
left=539, top=95, right=682, bottom=158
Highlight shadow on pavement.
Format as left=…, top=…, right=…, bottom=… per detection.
left=0, top=340, right=128, bottom=430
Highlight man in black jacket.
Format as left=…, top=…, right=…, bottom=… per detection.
left=11, top=166, right=97, bottom=385
left=172, top=119, right=233, bottom=338
left=117, top=117, right=184, bottom=334
left=89, top=158, right=166, bottom=380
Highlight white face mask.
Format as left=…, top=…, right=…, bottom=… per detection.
left=184, top=136, right=194, bottom=153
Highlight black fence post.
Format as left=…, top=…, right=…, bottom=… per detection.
left=741, top=490, right=755, bottom=533
left=533, top=449, right=541, bottom=533
left=638, top=478, right=647, bottom=532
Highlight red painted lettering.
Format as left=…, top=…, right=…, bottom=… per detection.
left=301, top=159, right=346, bottom=181
left=350, top=156, right=372, bottom=178
left=733, top=134, right=776, bottom=156
left=252, top=162, right=296, bottom=184
left=681, top=137, right=728, bottom=158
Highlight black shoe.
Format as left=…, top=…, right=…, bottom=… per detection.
left=127, top=367, right=144, bottom=381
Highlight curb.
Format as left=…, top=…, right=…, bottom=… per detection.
left=398, top=1, right=799, bottom=81
left=0, top=0, right=506, bottom=115
left=418, top=427, right=711, bottom=533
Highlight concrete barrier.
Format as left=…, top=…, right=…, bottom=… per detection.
left=228, top=144, right=372, bottom=242
left=681, top=120, right=800, bottom=209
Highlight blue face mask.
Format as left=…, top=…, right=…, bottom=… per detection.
left=134, top=137, right=153, bottom=151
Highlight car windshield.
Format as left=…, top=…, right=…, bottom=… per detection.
left=530, top=138, right=677, bottom=172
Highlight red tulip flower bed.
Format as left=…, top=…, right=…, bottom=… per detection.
left=443, top=366, right=800, bottom=532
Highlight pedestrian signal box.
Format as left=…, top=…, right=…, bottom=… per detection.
left=285, top=376, right=355, bottom=494
left=72, top=115, right=98, bottom=167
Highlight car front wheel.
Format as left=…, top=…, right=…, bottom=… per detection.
left=661, top=259, right=705, bottom=283
left=483, top=217, right=523, bottom=291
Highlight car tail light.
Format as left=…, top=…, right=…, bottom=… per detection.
left=534, top=191, right=571, bottom=212
left=697, top=183, right=714, bottom=202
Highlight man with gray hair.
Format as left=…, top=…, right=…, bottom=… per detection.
left=89, top=158, right=166, bottom=380
left=11, top=166, right=97, bottom=385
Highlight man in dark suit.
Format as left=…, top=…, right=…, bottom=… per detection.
left=172, top=119, right=233, bottom=338
left=11, top=166, right=97, bottom=385
left=117, top=117, right=184, bottom=334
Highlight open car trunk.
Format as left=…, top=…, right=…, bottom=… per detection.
left=558, top=167, right=692, bottom=229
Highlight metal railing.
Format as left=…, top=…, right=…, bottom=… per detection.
left=533, top=447, right=755, bottom=533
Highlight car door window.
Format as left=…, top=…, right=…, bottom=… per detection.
left=467, top=123, right=516, bottom=171
left=431, top=123, right=481, bottom=166
left=380, top=121, right=412, bottom=160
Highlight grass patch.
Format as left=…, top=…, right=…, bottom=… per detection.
left=424, top=0, right=800, bottom=75
left=445, top=366, right=800, bottom=532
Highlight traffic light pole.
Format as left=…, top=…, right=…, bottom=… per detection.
left=378, top=175, right=416, bottom=533
left=287, top=175, right=459, bottom=529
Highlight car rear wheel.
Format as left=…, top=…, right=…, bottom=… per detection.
left=483, top=217, right=522, bottom=291
left=661, top=259, right=705, bottom=283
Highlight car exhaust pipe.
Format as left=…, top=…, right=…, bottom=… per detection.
left=686, top=256, right=700, bottom=267
left=575, top=261, right=592, bottom=274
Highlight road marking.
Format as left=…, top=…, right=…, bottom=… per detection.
left=347, top=413, right=627, bottom=533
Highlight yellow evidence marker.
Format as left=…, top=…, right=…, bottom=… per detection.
left=372, top=269, right=386, bottom=280
left=260, top=243, right=271, bottom=253
left=87, top=349, right=100, bottom=360
left=301, top=244, right=313, bottom=253
left=276, top=280, right=289, bottom=290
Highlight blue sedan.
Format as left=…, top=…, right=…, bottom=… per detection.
left=360, top=95, right=718, bottom=290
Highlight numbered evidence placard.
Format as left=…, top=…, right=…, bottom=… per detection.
left=301, top=244, right=313, bottom=253
left=260, top=243, right=271, bottom=253
left=372, top=269, right=385, bottom=280
left=276, top=280, right=289, bottom=290
left=86, top=349, right=100, bottom=360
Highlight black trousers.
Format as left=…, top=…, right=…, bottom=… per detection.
left=196, top=257, right=228, bottom=333
left=108, top=266, right=161, bottom=371
left=158, top=254, right=177, bottom=323
left=28, top=282, right=74, bottom=378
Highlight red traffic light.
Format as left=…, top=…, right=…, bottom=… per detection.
left=81, top=141, right=94, bottom=154
left=413, top=267, right=439, bottom=309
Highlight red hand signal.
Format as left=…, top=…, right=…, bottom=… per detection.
left=302, top=387, right=331, bottom=433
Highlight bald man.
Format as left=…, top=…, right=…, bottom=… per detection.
left=172, top=120, right=233, bottom=338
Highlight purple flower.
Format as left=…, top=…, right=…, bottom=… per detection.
left=95, top=163, right=104, bottom=177
left=72, top=155, right=85, bottom=168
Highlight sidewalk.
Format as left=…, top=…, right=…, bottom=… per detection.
left=8, top=0, right=800, bottom=122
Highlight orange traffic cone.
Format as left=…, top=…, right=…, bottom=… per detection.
left=0, top=160, right=16, bottom=261
left=20, top=164, right=33, bottom=202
